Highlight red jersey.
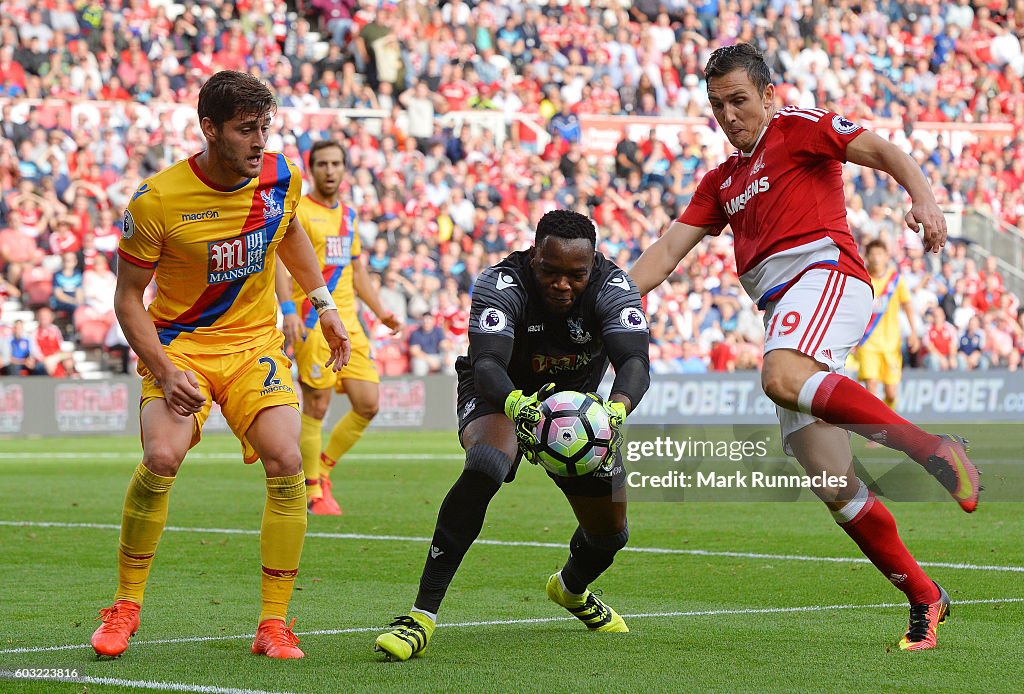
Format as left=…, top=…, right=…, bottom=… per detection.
left=443, top=305, right=470, bottom=338
left=439, top=81, right=474, bottom=111
left=679, top=106, right=871, bottom=308
left=34, top=324, right=64, bottom=358
left=926, top=321, right=957, bottom=358
left=709, top=340, right=737, bottom=371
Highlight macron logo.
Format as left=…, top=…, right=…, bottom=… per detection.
left=495, top=273, right=516, bottom=291
left=430, top=545, right=444, bottom=559
left=181, top=210, right=220, bottom=222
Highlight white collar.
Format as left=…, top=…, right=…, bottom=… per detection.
left=739, top=123, right=769, bottom=158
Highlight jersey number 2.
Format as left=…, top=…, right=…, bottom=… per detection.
left=258, top=357, right=281, bottom=388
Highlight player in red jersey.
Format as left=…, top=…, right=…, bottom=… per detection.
left=630, top=44, right=979, bottom=651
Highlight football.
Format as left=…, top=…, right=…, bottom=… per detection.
left=534, top=390, right=612, bottom=477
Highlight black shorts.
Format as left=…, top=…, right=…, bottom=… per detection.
left=456, top=378, right=625, bottom=498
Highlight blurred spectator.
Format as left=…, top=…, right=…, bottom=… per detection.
left=1, top=210, right=45, bottom=288
left=922, top=306, right=959, bottom=370
left=709, top=334, right=738, bottom=372
left=959, top=315, right=989, bottom=370
left=407, top=313, right=451, bottom=376
left=549, top=101, right=582, bottom=144
left=75, top=253, right=116, bottom=348
left=678, top=341, right=708, bottom=374
left=378, top=269, right=410, bottom=325
left=985, top=312, right=1021, bottom=369
left=32, top=306, right=70, bottom=376
left=971, top=274, right=1004, bottom=314
left=399, top=80, right=445, bottom=150
left=51, top=252, right=84, bottom=318
left=3, top=319, right=46, bottom=375
left=49, top=216, right=81, bottom=256
left=614, top=128, right=642, bottom=179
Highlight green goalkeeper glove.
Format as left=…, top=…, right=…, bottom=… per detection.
left=586, top=394, right=627, bottom=468
left=504, top=383, right=557, bottom=463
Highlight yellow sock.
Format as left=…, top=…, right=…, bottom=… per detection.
left=300, top=413, right=323, bottom=500
left=319, top=453, right=336, bottom=481
left=321, top=411, right=372, bottom=478
left=260, top=473, right=306, bottom=623
left=884, top=396, right=897, bottom=410
left=115, top=463, right=175, bottom=605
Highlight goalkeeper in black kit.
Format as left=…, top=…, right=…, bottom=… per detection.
left=375, top=209, right=651, bottom=661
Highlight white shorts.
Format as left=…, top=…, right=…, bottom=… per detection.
left=761, top=268, right=872, bottom=453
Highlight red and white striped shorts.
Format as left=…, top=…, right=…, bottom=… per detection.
left=761, top=267, right=872, bottom=446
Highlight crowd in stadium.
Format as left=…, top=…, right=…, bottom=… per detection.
left=1, top=0, right=1023, bottom=377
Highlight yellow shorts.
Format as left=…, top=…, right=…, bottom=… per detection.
left=293, top=325, right=380, bottom=392
left=857, top=349, right=902, bottom=386
left=139, top=333, right=298, bottom=464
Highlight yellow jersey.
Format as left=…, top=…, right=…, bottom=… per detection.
left=861, top=267, right=909, bottom=354
left=291, top=195, right=366, bottom=346
left=118, top=152, right=302, bottom=353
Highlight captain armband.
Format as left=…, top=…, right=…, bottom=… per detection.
left=308, top=286, right=337, bottom=315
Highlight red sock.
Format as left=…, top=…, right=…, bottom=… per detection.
left=803, top=373, right=938, bottom=462
left=836, top=491, right=938, bottom=604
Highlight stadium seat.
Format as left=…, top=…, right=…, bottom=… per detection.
left=377, top=342, right=409, bottom=377
left=20, top=267, right=53, bottom=309
left=74, top=306, right=115, bottom=349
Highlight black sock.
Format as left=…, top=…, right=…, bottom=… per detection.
left=560, top=525, right=629, bottom=595
left=414, top=469, right=501, bottom=613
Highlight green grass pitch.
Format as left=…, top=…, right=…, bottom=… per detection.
left=0, top=426, right=1022, bottom=693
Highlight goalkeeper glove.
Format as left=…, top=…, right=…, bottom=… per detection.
left=587, top=393, right=627, bottom=468
left=504, top=383, right=557, bottom=463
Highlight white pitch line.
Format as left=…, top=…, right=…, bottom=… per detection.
left=0, top=672, right=293, bottom=694
left=2, top=519, right=1023, bottom=575
left=0, top=452, right=463, bottom=462
left=2, top=598, right=1023, bottom=656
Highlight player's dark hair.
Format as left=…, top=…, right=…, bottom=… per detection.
left=704, top=43, right=772, bottom=93
left=864, top=239, right=888, bottom=255
left=536, top=209, right=597, bottom=248
left=197, top=70, right=277, bottom=127
left=308, top=139, right=344, bottom=167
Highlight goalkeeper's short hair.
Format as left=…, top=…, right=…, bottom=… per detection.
left=536, top=209, right=597, bottom=248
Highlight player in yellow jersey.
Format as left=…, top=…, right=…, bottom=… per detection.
left=276, top=140, right=401, bottom=515
left=856, top=239, right=919, bottom=412
left=90, top=71, right=351, bottom=661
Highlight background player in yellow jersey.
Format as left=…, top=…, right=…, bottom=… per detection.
left=855, top=239, right=919, bottom=412
left=90, top=71, right=351, bottom=660
left=277, top=140, right=402, bottom=515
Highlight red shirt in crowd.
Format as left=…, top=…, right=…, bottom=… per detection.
left=926, top=321, right=957, bottom=358
left=709, top=340, right=737, bottom=371
left=971, top=287, right=1003, bottom=314
left=442, top=304, right=469, bottom=338
left=34, top=324, right=63, bottom=359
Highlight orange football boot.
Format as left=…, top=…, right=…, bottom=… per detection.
left=91, top=600, right=141, bottom=657
left=252, top=618, right=304, bottom=659
left=899, top=583, right=950, bottom=651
